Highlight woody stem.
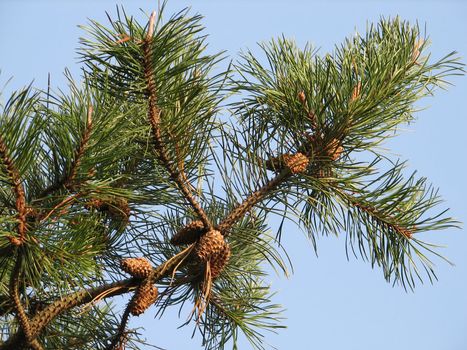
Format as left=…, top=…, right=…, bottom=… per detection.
left=217, top=168, right=292, bottom=233
left=0, top=245, right=194, bottom=350
left=142, top=13, right=212, bottom=230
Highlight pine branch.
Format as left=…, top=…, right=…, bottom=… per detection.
left=37, top=105, right=93, bottom=199
left=336, top=188, right=414, bottom=239
left=216, top=119, right=325, bottom=235
left=0, top=9, right=463, bottom=349
left=0, top=245, right=194, bottom=349
left=38, top=192, right=80, bottom=223
left=105, top=302, right=132, bottom=350
left=8, top=254, right=44, bottom=350
left=0, top=278, right=136, bottom=350
left=141, top=12, right=213, bottom=230
left=35, top=107, right=93, bottom=224
left=217, top=168, right=291, bottom=233
left=0, top=135, right=27, bottom=245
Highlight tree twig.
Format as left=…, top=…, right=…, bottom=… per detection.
left=334, top=188, right=414, bottom=239
left=0, top=245, right=194, bottom=349
left=0, top=136, right=28, bottom=245
left=105, top=302, right=132, bottom=350
left=9, top=254, right=44, bottom=350
left=141, top=12, right=213, bottom=230
left=38, top=104, right=93, bottom=199
left=65, top=104, right=93, bottom=190
left=217, top=168, right=292, bottom=233
left=0, top=137, right=43, bottom=348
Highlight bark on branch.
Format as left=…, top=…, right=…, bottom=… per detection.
left=0, top=245, right=193, bottom=349
left=217, top=168, right=292, bottom=233
left=0, top=136, right=28, bottom=245
left=141, top=13, right=213, bottom=230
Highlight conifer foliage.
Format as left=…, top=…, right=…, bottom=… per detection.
left=0, top=4, right=464, bottom=349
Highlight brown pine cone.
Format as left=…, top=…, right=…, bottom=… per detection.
left=129, top=282, right=158, bottom=316
left=171, top=220, right=206, bottom=245
left=195, top=230, right=231, bottom=279
left=283, top=152, right=309, bottom=174
left=120, top=257, right=152, bottom=279
left=195, top=230, right=225, bottom=262
left=210, top=244, right=231, bottom=279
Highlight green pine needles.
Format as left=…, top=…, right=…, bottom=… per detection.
left=0, top=4, right=464, bottom=350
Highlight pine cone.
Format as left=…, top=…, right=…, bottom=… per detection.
left=171, top=220, right=206, bottom=245
left=195, top=230, right=225, bottom=262
left=195, top=230, right=230, bottom=279
left=283, top=153, right=309, bottom=174
left=129, top=282, right=158, bottom=316
left=120, top=257, right=152, bottom=279
left=210, top=243, right=231, bottom=279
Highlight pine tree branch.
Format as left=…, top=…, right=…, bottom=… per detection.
left=35, top=106, right=93, bottom=224
left=8, top=254, right=44, bottom=350
left=37, top=105, right=93, bottom=199
left=217, top=134, right=325, bottom=234
left=0, top=245, right=194, bottom=349
left=64, top=104, right=93, bottom=191
left=334, top=188, right=414, bottom=239
left=38, top=192, right=80, bottom=223
left=0, top=136, right=27, bottom=245
left=0, top=127, right=41, bottom=348
left=142, top=12, right=213, bottom=230
left=0, top=11, right=461, bottom=349
left=0, top=279, right=136, bottom=350
left=105, top=302, right=132, bottom=350
left=353, top=200, right=413, bottom=239
left=217, top=168, right=292, bottom=233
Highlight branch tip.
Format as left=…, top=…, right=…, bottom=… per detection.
left=87, top=104, right=93, bottom=127
left=147, top=11, right=156, bottom=40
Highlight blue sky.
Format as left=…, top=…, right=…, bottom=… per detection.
left=1, top=1, right=466, bottom=349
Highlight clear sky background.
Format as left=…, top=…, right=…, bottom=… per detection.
left=1, top=1, right=466, bottom=349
